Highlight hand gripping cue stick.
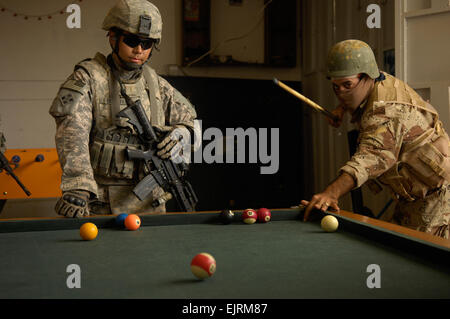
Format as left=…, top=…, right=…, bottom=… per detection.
left=273, top=78, right=339, bottom=122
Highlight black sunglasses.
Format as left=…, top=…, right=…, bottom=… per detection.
left=122, top=33, right=155, bottom=50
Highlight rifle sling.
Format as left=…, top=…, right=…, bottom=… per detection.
left=108, top=57, right=160, bottom=127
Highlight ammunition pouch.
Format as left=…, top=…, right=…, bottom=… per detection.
left=380, top=123, right=450, bottom=201
left=90, top=127, right=143, bottom=180
left=378, top=162, right=420, bottom=201
left=402, top=136, right=450, bottom=189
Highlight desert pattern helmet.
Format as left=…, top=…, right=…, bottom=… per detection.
left=102, top=0, right=162, bottom=42
left=326, top=39, right=380, bottom=79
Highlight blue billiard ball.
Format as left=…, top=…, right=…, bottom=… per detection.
left=116, top=213, right=128, bottom=228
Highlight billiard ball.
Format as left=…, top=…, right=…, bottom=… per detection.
left=79, top=222, right=98, bottom=241
left=124, top=214, right=141, bottom=231
left=257, top=208, right=271, bottom=223
left=190, top=253, right=216, bottom=279
left=321, top=215, right=339, bottom=232
left=115, top=213, right=128, bottom=228
left=220, top=209, right=234, bottom=224
left=242, top=209, right=257, bottom=224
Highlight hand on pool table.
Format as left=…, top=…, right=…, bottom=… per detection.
left=301, top=193, right=340, bottom=221
left=302, top=172, right=356, bottom=221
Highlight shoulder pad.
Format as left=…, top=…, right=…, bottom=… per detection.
left=74, top=53, right=108, bottom=80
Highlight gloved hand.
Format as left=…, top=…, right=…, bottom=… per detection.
left=155, top=125, right=190, bottom=160
left=55, top=190, right=90, bottom=218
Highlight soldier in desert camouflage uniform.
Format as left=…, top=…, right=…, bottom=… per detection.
left=302, top=39, right=450, bottom=238
left=49, top=0, right=197, bottom=217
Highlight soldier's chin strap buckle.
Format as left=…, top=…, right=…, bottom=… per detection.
left=139, top=15, right=152, bottom=37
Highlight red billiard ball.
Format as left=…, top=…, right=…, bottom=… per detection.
left=191, top=253, right=216, bottom=279
left=242, top=209, right=257, bottom=224
left=257, top=208, right=271, bottom=223
left=124, top=214, right=141, bottom=231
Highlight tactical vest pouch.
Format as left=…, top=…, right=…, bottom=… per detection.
left=402, top=136, right=450, bottom=189
left=90, top=129, right=142, bottom=180
left=90, top=140, right=103, bottom=169
left=99, top=143, right=114, bottom=176
left=379, top=162, right=430, bottom=201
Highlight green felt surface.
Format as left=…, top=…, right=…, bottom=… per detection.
left=0, top=219, right=449, bottom=299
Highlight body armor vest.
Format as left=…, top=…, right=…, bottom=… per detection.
left=369, top=73, right=450, bottom=200
left=75, top=52, right=166, bottom=184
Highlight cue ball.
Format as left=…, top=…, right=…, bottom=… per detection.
left=242, top=209, right=257, bottom=224
left=321, top=215, right=339, bottom=232
left=124, top=214, right=141, bottom=231
left=257, top=208, right=271, bottom=223
left=80, top=222, right=98, bottom=241
left=191, top=253, right=216, bottom=279
left=220, top=209, right=234, bottom=224
left=115, top=213, right=128, bottom=228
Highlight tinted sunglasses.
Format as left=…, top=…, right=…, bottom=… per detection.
left=122, top=33, right=155, bottom=50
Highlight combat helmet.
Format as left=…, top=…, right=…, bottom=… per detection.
left=326, top=39, right=380, bottom=79
left=102, top=0, right=162, bottom=43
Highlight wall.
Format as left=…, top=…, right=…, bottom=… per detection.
left=0, top=0, right=302, bottom=218
left=395, top=0, right=450, bottom=132
left=302, top=0, right=449, bottom=219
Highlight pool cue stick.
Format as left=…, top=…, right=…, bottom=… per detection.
left=273, top=78, right=339, bottom=122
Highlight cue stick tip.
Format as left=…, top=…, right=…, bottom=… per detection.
left=273, top=78, right=279, bottom=85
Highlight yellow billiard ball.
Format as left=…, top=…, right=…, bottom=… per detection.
left=321, top=215, right=339, bottom=232
left=80, top=222, right=98, bottom=240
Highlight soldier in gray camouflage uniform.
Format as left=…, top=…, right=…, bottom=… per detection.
left=302, top=39, right=450, bottom=239
left=49, top=0, right=197, bottom=217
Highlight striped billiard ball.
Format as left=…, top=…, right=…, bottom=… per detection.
left=191, top=253, right=216, bottom=279
left=242, top=209, right=257, bottom=224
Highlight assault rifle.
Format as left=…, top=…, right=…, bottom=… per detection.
left=0, top=151, right=31, bottom=196
left=117, top=95, right=198, bottom=212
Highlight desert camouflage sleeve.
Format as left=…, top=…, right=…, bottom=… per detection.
left=339, top=102, right=407, bottom=188
left=49, top=69, right=98, bottom=196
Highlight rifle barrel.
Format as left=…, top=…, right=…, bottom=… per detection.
left=0, top=153, right=31, bottom=196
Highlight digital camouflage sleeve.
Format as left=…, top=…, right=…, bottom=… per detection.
left=49, top=69, right=97, bottom=196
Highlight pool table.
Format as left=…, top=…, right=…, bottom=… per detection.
left=0, top=207, right=448, bottom=300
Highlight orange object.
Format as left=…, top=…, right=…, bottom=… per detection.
left=0, top=148, right=62, bottom=199
left=124, top=214, right=141, bottom=231
left=80, top=222, right=98, bottom=241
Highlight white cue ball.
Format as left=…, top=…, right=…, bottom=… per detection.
left=321, top=215, right=339, bottom=232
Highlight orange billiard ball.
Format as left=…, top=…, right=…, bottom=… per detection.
left=79, top=222, right=98, bottom=241
left=191, top=253, right=216, bottom=279
left=124, top=214, right=141, bottom=231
